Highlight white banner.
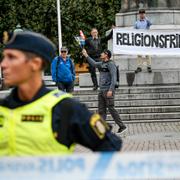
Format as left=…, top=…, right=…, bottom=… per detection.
left=1, top=152, right=180, bottom=180
left=113, top=28, right=180, bottom=55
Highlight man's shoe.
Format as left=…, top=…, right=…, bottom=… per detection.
left=147, top=67, right=152, bottom=73
left=135, top=67, right=142, bottom=73
left=117, top=125, right=127, bottom=134
left=93, top=86, right=98, bottom=90
left=108, top=124, right=113, bottom=131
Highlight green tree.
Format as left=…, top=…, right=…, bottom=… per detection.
left=0, top=0, right=121, bottom=66
left=61, top=0, right=121, bottom=64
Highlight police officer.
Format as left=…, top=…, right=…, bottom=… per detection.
left=0, top=31, right=122, bottom=156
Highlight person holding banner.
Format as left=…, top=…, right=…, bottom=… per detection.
left=134, top=9, right=152, bottom=73
left=85, top=27, right=114, bottom=90
left=0, top=31, right=122, bottom=156
left=51, top=46, right=75, bottom=93
left=82, top=48, right=127, bottom=134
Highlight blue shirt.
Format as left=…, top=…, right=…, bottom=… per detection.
left=134, top=18, right=152, bottom=29
left=51, top=56, right=75, bottom=83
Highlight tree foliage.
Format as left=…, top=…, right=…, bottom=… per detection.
left=0, top=0, right=121, bottom=66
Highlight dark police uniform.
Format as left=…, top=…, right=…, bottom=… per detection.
left=0, top=85, right=122, bottom=151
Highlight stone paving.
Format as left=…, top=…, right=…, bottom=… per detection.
left=1, top=88, right=180, bottom=153
left=75, top=121, right=180, bottom=152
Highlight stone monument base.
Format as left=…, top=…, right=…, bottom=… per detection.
left=79, top=69, right=180, bottom=87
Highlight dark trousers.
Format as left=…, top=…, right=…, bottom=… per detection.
left=98, top=90, right=124, bottom=128
left=87, top=57, right=99, bottom=87
left=57, top=81, right=74, bottom=93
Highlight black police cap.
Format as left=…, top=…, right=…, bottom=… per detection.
left=4, top=31, right=56, bottom=62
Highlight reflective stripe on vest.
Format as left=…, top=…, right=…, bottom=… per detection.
left=0, top=89, right=75, bottom=156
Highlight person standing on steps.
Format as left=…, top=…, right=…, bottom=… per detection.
left=51, top=47, right=75, bottom=93
left=134, top=9, right=152, bottom=73
left=85, top=27, right=114, bottom=90
left=82, top=48, right=127, bottom=134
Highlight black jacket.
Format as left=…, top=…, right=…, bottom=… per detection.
left=0, top=84, right=122, bottom=151
left=85, top=30, right=113, bottom=59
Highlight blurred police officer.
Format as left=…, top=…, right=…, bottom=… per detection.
left=0, top=31, right=122, bottom=156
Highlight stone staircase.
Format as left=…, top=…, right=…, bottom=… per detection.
left=73, top=85, right=180, bottom=125
left=0, top=84, right=180, bottom=125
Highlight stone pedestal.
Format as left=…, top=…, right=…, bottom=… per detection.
left=79, top=69, right=180, bottom=87
left=116, top=9, right=180, bottom=28
left=112, top=8, right=180, bottom=86
left=79, top=5, right=180, bottom=87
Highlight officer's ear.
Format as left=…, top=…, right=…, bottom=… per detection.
left=30, top=57, right=43, bottom=71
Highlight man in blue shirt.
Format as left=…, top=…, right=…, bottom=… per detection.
left=134, top=9, right=152, bottom=73
left=51, top=47, right=75, bottom=92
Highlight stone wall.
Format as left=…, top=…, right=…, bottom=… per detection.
left=116, top=9, right=180, bottom=28
left=79, top=3, right=180, bottom=87
left=121, top=0, right=180, bottom=12
left=112, top=8, right=180, bottom=86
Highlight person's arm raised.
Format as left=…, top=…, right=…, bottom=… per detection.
left=82, top=49, right=102, bottom=68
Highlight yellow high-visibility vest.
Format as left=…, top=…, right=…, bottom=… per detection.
left=0, top=89, right=75, bottom=156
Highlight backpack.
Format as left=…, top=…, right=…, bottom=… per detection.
left=108, top=60, right=120, bottom=89
left=115, top=65, right=120, bottom=88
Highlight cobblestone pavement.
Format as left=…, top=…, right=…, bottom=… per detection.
left=75, top=122, right=180, bottom=153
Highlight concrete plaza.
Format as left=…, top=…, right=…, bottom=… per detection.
left=75, top=121, right=180, bottom=152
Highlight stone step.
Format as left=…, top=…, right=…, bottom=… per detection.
left=79, top=70, right=180, bottom=86
left=49, top=85, right=180, bottom=94
left=107, top=119, right=180, bottom=125
left=113, top=55, right=180, bottom=71
left=72, top=85, right=180, bottom=95
left=2, top=85, right=180, bottom=97
left=89, top=106, right=180, bottom=114
left=120, top=70, right=180, bottom=86
left=106, top=112, right=180, bottom=121
left=74, top=92, right=180, bottom=101
left=1, top=85, right=180, bottom=98
left=84, top=99, right=180, bottom=108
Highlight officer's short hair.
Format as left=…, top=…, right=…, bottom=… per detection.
left=23, top=51, right=49, bottom=70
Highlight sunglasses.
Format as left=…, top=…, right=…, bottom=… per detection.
left=61, top=51, right=67, bottom=53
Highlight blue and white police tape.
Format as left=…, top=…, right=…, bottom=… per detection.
left=0, top=152, right=180, bottom=180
